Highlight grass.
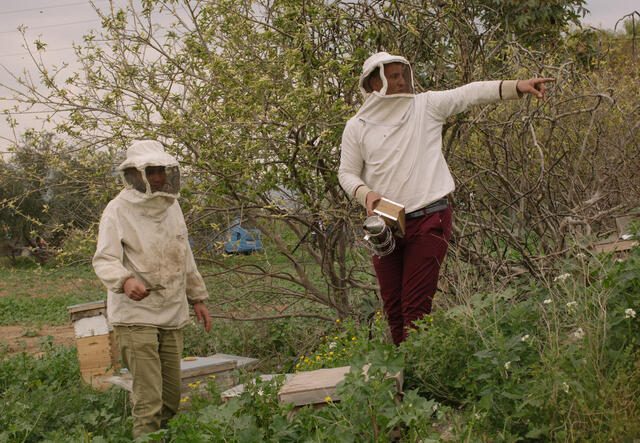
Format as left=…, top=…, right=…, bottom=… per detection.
left=1, top=236, right=639, bottom=441
left=0, top=260, right=105, bottom=325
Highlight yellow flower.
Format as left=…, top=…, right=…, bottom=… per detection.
left=329, top=351, right=333, bottom=355
left=351, top=337, right=356, bottom=341
left=430, top=318, right=434, bottom=322
left=180, top=396, right=189, bottom=403
left=324, top=396, right=331, bottom=402
left=334, top=336, right=338, bottom=340
left=336, top=319, right=340, bottom=323
left=209, top=375, right=216, bottom=379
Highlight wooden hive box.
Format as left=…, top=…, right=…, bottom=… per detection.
left=67, top=300, right=120, bottom=391
left=593, top=213, right=640, bottom=256
left=105, top=353, right=257, bottom=397
left=277, top=365, right=403, bottom=407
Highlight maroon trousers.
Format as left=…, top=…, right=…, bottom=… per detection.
left=373, top=206, right=452, bottom=345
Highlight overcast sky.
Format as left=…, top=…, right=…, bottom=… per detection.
left=1, top=0, right=638, bottom=156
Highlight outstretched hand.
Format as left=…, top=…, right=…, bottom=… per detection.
left=517, top=78, right=555, bottom=100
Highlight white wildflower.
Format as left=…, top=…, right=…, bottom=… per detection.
left=562, top=382, right=569, bottom=393
left=576, top=253, right=586, bottom=258
left=257, top=389, right=264, bottom=396
left=573, top=327, right=584, bottom=340
left=521, top=334, right=530, bottom=342
left=566, top=301, right=577, bottom=309
left=625, top=308, right=637, bottom=319
left=504, top=361, right=511, bottom=370
left=543, top=299, right=552, bottom=304
left=328, top=341, right=337, bottom=349
left=554, top=273, right=570, bottom=282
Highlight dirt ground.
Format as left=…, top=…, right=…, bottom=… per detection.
left=0, top=324, right=75, bottom=358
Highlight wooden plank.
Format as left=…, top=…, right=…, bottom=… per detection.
left=278, top=365, right=404, bottom=407
left=278, top=366, right=350, bottom=406
left=67, top=300, right=107, bottom=322
left=104, top=354, right=256, bottom=393
left=221, top=374, right=294, bottom=402
left=212, top=353, right=259, bottom=370
left=105, top=373, right=133, bottom=392
left=81, top=367, right=117, bottom=391
left=593, top=239, right=637, bottom=253
left=615, top=214, right=640, bottom=237
left=180, top=356, right=237, bottom=378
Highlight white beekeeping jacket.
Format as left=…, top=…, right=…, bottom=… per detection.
left=93, top=140, right=208, bottom=328
left=339, top=52, right=519, bottom=212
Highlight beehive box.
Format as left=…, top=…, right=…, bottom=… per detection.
left=105, top=354, right=258, bottom=396
left=67, top=300, right=119, bottom=390
left=277, top=364, right=403, bottom=407
left=593, top=213, right=640, bottom=256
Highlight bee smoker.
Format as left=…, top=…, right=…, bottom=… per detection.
left=363, top=215, right=395, bottom=257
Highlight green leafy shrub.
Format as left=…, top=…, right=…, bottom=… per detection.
left=403, top=239, right=640, bottom=441
left=0, top=344, right=131, bottom=442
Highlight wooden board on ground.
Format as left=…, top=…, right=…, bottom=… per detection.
left=180, top=355, right=237, bottom=378
left=277, top=366, right=350, bottom=406
left=221, top=374, right=295, bottom=402
left=105, top=353, right=256, bottom=394
left=615, top=214, right=640, bottom=237
left=277, top=364, right=403, bottom=407
left=593, top=239, right=637, bottom=254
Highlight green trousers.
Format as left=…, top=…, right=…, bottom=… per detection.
left=114, top=325, right=183, bottom=439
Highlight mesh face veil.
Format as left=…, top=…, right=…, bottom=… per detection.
left=123, top=166, right=180, bottom=196
left=118, top=140, right=181, bottom=198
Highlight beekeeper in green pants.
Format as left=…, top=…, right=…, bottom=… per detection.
left=93, top=140, right=211, bottom=438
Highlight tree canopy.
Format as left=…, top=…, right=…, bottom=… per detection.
left=2, top=0, right=638, bottom=320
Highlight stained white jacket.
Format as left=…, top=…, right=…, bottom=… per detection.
left=93, top=141, right=208, bottom=328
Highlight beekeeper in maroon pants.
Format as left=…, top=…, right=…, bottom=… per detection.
left=339, top=52, right=553, bottom=345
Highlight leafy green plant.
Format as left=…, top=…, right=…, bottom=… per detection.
left=0, top=344, right=131, bottom=442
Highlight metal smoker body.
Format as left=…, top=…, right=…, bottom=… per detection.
left=363, top=215, right=396, bottom=257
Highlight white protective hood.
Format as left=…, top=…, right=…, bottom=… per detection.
left=356, top=52, right=416, bottom=126
left=118, top=140, right=181, bottom=200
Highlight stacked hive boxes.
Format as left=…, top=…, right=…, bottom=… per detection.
left=67, top=300, right=120, bottom=390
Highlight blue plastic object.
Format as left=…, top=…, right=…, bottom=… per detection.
left=224, top=219, right=263, bottom=254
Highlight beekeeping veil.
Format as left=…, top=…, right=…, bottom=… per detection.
left=118, top=140, right=180, bottom=198
left=356, top=52, right=416, bottom=125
